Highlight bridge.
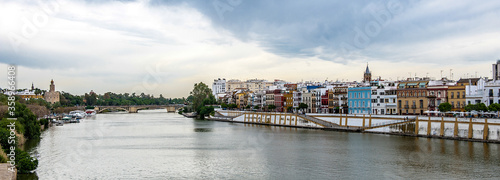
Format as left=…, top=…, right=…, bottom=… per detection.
left=96, top=104, right=184, bottom=113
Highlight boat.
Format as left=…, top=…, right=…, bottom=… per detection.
left=55, top=120, right=64, bottom=126
left=51, top=119, right=64, bottom=126
left=69, top=110, right=86, bottom=119
left=85, top=109, right=96, bottom=116
left=62, top=116, right=72, bottom=123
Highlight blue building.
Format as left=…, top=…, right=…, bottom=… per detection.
left=348, top=87, right=372, bottom=114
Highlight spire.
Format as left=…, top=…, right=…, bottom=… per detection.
left=365, top=63, right=371, bottom=74
left=31, top=82, right=34, bottom=90
left=51, top=79, right=54, bottom=85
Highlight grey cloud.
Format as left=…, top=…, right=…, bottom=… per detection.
left=149, top=0, right=500, bottom=63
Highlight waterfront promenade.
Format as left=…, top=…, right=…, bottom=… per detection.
left=210, top=110, right=500, bottom=143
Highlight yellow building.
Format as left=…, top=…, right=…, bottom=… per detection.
left=397, top=80, right=429, bottom=115
left=284, top=92, right=294, bottom=112
left=448, top=78, right=479, bottom=112
left=328, top=89, right=334, bottom=113
left=17, top=90, right=43, bottom=100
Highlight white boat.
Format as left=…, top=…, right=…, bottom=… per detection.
left=69, top=110, right=86, bottom=119
left=62, top=116, right=72, bottom=123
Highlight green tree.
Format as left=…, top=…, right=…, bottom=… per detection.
left=254, top=105, right=260, bottom=110
left=245, top=105, right=251, bottom=110
left=298, top=103, right=308, bottom=112
left=488, top=103, right=500, bottom=112
left=228, top=104, right=238, bottom=109
left=268, top=104, right=276, bottom=112
left=286, top=106, right=293, bottom=113
left=190, top=82, right=213, bottom=112
left=465, top=104, right=475, bottom=112
left=198, top=106, right=214, bottom=120
left=476, top=103, right=488, bottom=112
left=438, top=102, right=452, bottom=112
left=15, top=149, right=38, bottom=173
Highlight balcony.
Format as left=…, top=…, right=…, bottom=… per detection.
left=411, top=105, right=417, bottom=109
left=404, top=105, right=409, bottom=109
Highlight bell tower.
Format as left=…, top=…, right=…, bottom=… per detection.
left=363, top=63, right=371, bottom=82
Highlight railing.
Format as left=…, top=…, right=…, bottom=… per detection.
left=367, top=117, right=415, bottom=129
left=404, top=105, right=409, bottom=109
left=298, top=114, right=338, bottom=128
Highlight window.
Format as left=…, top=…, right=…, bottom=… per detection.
left=451, top=92, right=454, bottom=99
left=451, top=102, right=454, bottom=108
left=457, top=92, right=460, bottom=99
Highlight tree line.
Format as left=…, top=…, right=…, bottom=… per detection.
left=49, top=91, right=186, bottom=107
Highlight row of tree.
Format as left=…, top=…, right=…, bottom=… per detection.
left=39, top=91, right=187, bottom=108
left=438, top=102, right=500, bottom=113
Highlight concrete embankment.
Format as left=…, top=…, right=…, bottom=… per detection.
left=0, top=164, right=16, bottom=180
left=209, top=111, right=500, bottom=143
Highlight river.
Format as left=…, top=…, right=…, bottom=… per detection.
left=20, top=109, right=500, bottom=179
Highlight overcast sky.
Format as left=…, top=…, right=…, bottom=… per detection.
left=1, top=0, right=499, bottom=97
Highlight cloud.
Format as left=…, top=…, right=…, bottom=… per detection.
left=0, top=0, right=499, bottom=97
left=148, top=0, right=500, bottom=64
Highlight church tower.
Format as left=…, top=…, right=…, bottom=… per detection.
left=363, top=63, right=371, bottom=82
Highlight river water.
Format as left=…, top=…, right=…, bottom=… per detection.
left=21, top=109, right=500, bottom=179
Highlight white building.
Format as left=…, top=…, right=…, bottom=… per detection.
left=212, top=78, right=226, bottom=96
left=371, top=81, right=398, bottom=115
left=485, top=80, right=500, bottom=106
left=465, top=77, right=487, bottom=105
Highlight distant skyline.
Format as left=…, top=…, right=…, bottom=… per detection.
left=1, top=0, right=499, bottom=97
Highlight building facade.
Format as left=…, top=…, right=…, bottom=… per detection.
left=371, top=81, right=398, bottom=115
left=212, top=78, right=226, bottom=96
left=397, top=80, right=428, bottom=115
left=348, top=87, right=371, bottom=114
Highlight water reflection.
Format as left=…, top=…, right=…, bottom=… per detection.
left=194, top=128, right=212, bottom=132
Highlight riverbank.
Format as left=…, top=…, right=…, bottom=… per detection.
left=0, top=164, right=16, bottom=180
